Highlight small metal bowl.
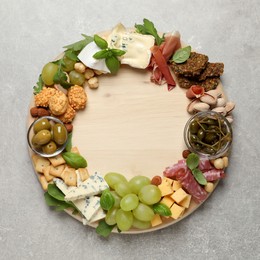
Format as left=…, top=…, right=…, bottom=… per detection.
left=27, top=116, right=68, bottom=158
left=184, top=111, right=233, bottom=159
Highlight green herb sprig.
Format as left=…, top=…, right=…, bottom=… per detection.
left=135, top=18, right=164, bottom=46
left=153, top=203, right=172, bottom=217
left=96, top=220, right=116, bottom=238
left=186, top=153, right=207, bottom=185
left=62, top=152, right=87, bottom=169
left=44, top=184, right=78, bottom=214
left=171, top=46, right=191, bottom=63
left=33, top=74, right=44, bottom=94
left=92, top=34, right=125, bottom=74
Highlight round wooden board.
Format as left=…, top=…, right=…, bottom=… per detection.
left=27, top=59, right=224, bottom=234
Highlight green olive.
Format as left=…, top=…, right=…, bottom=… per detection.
left=204, top=133, right=217, bottom=144
left=53, top=123, right=67, bottom=145
left=42, top=141, right=57, bottom=154
left=189, top=121, right=199, bottom=134
left=32, top=129, right=52, bottom=146
left=197, top=128, right=205, bottom=140
left=33, top=118, right=51, bottom=134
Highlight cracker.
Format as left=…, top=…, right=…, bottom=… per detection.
left=77, top=168, right=89, bottom=182
left=32, top=154, right=42, bottom=167
left=35, top=157, right=51, bottom=174
left=49, top=164, right=65, bottom=178
left=61, top=167, right=77, bottom=186
left=43, top=165, right=54, bottom=182
left=39, top=175, right=48, bottom=191
left=201, top=77, right=220, bottom=91
left=48, top=154, right=66, bottom=167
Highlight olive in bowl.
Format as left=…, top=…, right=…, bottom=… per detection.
left=27, top=116, right=68, bottom=157
left=184, top=111, right=232, bottom=159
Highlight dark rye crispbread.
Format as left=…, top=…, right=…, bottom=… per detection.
left=171, top=52, right=209, bottom=77
left=171, top=51, right=224, bottom=91
left=198, top=62, right=224, bottom=81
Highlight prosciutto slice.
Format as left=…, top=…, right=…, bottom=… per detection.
left=149, top=32, right=181, bottom=91
left=164, top=167, right=208, bottom=203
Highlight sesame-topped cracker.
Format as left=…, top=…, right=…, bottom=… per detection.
left=171, top=52, right=208, bottom=77
left=198, top=63, right=224, bottom=81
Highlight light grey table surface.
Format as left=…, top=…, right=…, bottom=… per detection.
left=0, top=0, right=259, bottom=259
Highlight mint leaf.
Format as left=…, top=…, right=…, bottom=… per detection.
left=33, top=74, right=44, bottom=94
left=100, top=189, right=115, bottom=211
left=63, top=34, right=93, bottom=52
left=135, top=18, right=164, bottom=46
left=171, top=46, right=191, bottom=64
left=153, top=203, right=172, bottom=217
left=93, top=49, right=110, bottom=59
left=192, top=168, right=207, bottom=185
left=186, top=153, right=200, bottom=170
left=96, top=220, right=115, bottom=238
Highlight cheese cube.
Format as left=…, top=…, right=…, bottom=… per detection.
left=151, top=214, right=162, bottom=227
left=160, top=196, right=174, bottom=208
left=170, top=203, right=185, bottom=220
left=158, top=179, right=173, bottom=197
left=172, top=180, right=182, bottom=191
left=178, top=194, right=191, bottom=209
left=170, top=188, right=188, bottom=204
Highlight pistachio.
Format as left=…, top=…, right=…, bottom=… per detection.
left=225, top=101, right=235, bottom=114
left=216, top=97, right=226, bottom=107
left=193, top=102, right=210, bottom=112
left=225, top=115, right=233, bottom=124
left=212, top=106, right=227, bottom=116
left=187, top=99, right=200, bottom=114
left=200, top=94, right=217, bottom=106
left=206, top=89, right=221, bottom=99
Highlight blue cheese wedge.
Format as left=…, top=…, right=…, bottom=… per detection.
left=65, top=172, right=109, bottom=201
left=107, top=23, right=155, bottom=69
left=74, top=196, right=101, bottom=221
left=82, top=207, right=106, bottom=225
left=53, top=178, right=75, bottom=196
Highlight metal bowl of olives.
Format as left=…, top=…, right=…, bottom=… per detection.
left=184, top=111, right=233, bottom=159
left=27, top=116, right=68, bottom=157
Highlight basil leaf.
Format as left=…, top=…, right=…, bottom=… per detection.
left=105, top=56, right=120, bottom=74
left=44, top=192, right=61, bottom=206
left=100, top=189, right=115, bottom=211
left=93, top=49, right=110, bottom=59
left=110, top=49, right=126, bottom=57
left=94, top=34, right=108, bottom=49
left=171, top=46, right=191, bottom=64
left=47, top=184, right=65, bottom=201
left=192, top=168, right=207, bottom=185
left=63, top=34, right=93, bottom=52
left=53, top=59, right=73, bottom=89
left=96, top=220, right=115, bottom=238
left=33, top=74, right=44, bottom=94
left=135, top=18, right=164, bottom=46
left=65, top=132, right=72, bottom=152
left=153, top=203, right=172, bottom=217
left=62, top=152, right=87, bottom=169
left=186, top=153, right=200, bottom=170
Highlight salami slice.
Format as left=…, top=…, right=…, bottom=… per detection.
left=203, top=169, right=225, bottom=181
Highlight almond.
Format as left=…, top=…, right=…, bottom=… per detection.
left=30, top=107, right=39, bottom=117
left=151, top=176, right=162, bottom=186
left=37, top=108, right=50, bottom=117
left=64, top=123, right=73, bottom=133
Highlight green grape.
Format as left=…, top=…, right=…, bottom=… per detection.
left=116, top=209, right=133, bottom=231
left=132, top=217, right=151, bottom=230
left=63, top=56, right=76, bottom=72
left=120, top=194, right=139, bottom=211
left=133, top=203, right=154, bottom=222
left=104, top=172, right=127, bottom=189
left=105, top=207, right=118, bottom=226
left=129, top=176, right=150, bottom=194
left=114, top=181, right=131, bottom=197
left=69, top=70, right=85, bottom=85
left=138, top=184, right=161, bottom=205
left=110, top=191, right=121, bottom=208
left=41, top=62, right=59, bottom=86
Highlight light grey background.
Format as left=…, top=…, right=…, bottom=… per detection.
left=0, top=0, right=259, bottom=259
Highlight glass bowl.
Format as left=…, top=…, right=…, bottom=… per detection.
left=27, top=116, right=68, bottom=158
left=184, top=111, right=233, bottom=159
